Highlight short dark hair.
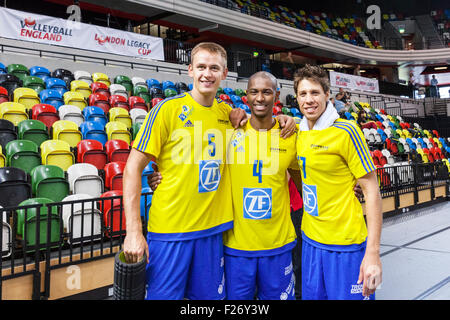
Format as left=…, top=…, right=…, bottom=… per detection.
left=293, top=64, right=330, bottom=94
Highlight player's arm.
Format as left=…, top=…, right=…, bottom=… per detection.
left=356, top=170, right=382, bottom=297
left=122, top=148, right=154, bottom=263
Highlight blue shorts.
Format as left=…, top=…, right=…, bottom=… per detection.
left=301, top=235, right=375, bottom=300
left=224, top=250, right=295, bottom=300
left=145, top=232, right=225, bottom=300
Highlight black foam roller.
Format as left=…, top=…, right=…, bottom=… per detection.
left=113, top=251, right=147, bottom=300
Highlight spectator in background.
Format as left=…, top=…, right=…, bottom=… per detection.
left=430, top=75, right=439, bottom=97
left=353, top=65, right=361, bottom=76
left=334, top=92, right=347, bottom=113
left=338, top=87, right=351, bottom=104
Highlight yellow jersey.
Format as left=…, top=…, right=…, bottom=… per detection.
left=133, top=93, right=234, bottom=240
left=223, top=120, right=299, bottom=256
left=296, top=118, right=376, bottom=246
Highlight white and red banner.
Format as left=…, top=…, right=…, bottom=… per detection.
left=330, top=71, right=379, bottom=93
left=0, top=7, right=165, bottom=61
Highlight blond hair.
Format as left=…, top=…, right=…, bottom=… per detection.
left=190, top=42, right=227, bottom=67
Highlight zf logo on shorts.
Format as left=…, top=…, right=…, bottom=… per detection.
left=243, top=188, right=272, bottom=220
left=199, top=160, right=221, bottom=193
left=302, top=183, right=318, bottom=217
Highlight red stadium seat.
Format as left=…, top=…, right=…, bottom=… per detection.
left=31, top=104, right=59, bottom=129
left=104, top=161, right=126, bottom=191
left=129, top=96, right=148, bottom=111
left=109, top=94, right=129, bottom=111
left=241, top=96, right=248, bottom=104
left=105, top=139, right=130, bottom=163
left=151, top=97, right=163, bottom=108
left=90, top=82, right=110, bottom=97
left=76, top=139, right=108, bottom=170
left=0, top=86, right=9, bottom=104
left=432, top=130, right=440, bottom=138
left=99, top=190, right=125, bottom=238
left=89, top=92, right=111, bottom=114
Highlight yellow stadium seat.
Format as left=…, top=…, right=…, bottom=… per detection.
left=13, top=88, right=40, bottom=110
left=92, top=72, right=111, bottom=87
left=0, top=145, right=5, bottom=167
left=70, top=80, right=92, bottom=99
left=109, top=107, right=132, bottom=129
left=40, top=139, right=75, bottom=171
left=105, top=121, right=131, bottom=144
left=52, top=120, right=82, bottom=148
left=0, top=102, right=28, bottom=125
left=63, top=91, right=87, bottom=110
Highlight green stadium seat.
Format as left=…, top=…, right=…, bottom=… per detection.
left=23, top=76, right=46, bottom=95
left=7, top=64, right=29, bottom=82
left=5, top=140, right=41, bottom=174
left=30, top=164, right=70, bottom=202
left=18, top=119, right=49, bottom=147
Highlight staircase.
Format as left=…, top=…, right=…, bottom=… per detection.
left=415, top=15, right=445, bottom=49
left=424, top=98, right=448, bottom=116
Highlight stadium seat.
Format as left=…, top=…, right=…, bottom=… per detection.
left=63, top=91, right=87, bottom=110
left=99, top=190, right=125, bottom=238
left=132, top=122, right=142, bottom=140
left=130, top=108, right=147, bottom=124
left=67, top=163, right=104, bottom=197
left=23, top=76, right=46, bottom=95
left=133, top=86, right=151, bottom=106
left=39, top=89, right=64, bottom=109
left=0, top=86, right=8, bottom=104
left=29, top=66, right=51, bottom=82
left=71, top=80, right=92, bottom=99
left=0, top=146, right=5, bottom=167
left=105, top=139, right=130, bottom=163
left=76, top=139, right=107, bottom=170
left=52, top=120, right=82, bottom=148
left=61, top=193, right=102, bottom=243
left=13, top=88, right=40, bottom=110
left=146, top=78, right=161, bottom=89
left=92, top=72, right=111, bottom=87
left=109, top=94, right=129, bottom=110
left=90, top=82, right=110, bottom=97
left=109, top=107, right=132, bottom=128
left=0, top=63, right=5, bottom=74
left=0, top=167, right=31, bottom=207
left=5, top=140, right=41, bottom=175
left=149, top=87, right=164, bottom=100
left=175, top=82, right=189, bottom=94
left=151, top=97, right=163, bottom=108
left=7, top=64, right=29, bottom=82
left=88, top=92, right=110, bottom=114
left=30, top=164, right=69, bottom=201
left=0, top=74, right=23, bottom=99
left=74, top=70, right=93, bottom=86
left=114, top=75, right=133, bottom=96
left=17, top=119, right=49, bottom=147
left=0, top=119, right=18, bottom=150
left=82, top=106, right=108, bottom=126
left=52, top=68, right=74, bottom=88
left=141, top=161, right=155, bottom=189
left=58, top=105, right=84, bottom=127
left=40, top=140, right=75, bottom=171
left=80, top=121, right=108, bottom=145
left=129, top=96, right=148, bottom=111
left=104, top=161, right=126, bottom=191
left=105, top=121, right=131, bottom=144
left=16, top=197, right=61, bottom=252
left=32, top=104, right=60, bottom=129
left=0, top=102, right=28, bottom=125
left=45, top=78, right=68, bottom=96
left=162, top=80, right=175, bottom=91
left=131, top=77, right=147, bottom=89
left=1, top=205, right=12, bottom=257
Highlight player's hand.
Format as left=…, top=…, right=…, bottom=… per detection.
left=275, top=114, right=296, bottom=138
left=358, top=251, right=382, bottom=297
left=123, top=231, right=149, bottom=264
left=229, top=108, right=248, bottom=128
left=147, top=163, right=162, bottom=191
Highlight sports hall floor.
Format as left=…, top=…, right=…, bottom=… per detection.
left=377, top=200, right=450, bottom=300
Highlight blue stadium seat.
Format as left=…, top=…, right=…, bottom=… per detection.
left=0, top=63, right=6, bottom=74
left=29, top=66, right=51, bottom=82
left=82, top=106, right=108, bottom=127
left=146, top=78, right=161, bottom=89
left=162, top=80, right=175, bottom=91
left=39, top=89, right=64, bottom=110
left=80, top=120, right=108, bottom=145
left=45, top=78, right=68, bottom=96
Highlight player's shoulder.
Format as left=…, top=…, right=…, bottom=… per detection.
left=332, top=118, right=363, bottom=135
left=216, top=98, right=233, bottom=113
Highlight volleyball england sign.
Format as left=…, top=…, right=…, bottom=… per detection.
left=0, top=7, right=165, bottom=61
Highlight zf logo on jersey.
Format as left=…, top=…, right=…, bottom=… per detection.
left=243, top=188, right=272, bottom=220
left=199, top=160, right=221, bottom=193
left=302, top=183, right=318, bottom=217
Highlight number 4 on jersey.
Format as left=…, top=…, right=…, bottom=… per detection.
left=253, top=160, right=263, bottom=183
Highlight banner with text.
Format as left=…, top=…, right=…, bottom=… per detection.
left=0, top=7, right=164, bottom=61
left=330, top=71, right=379, bottom=93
